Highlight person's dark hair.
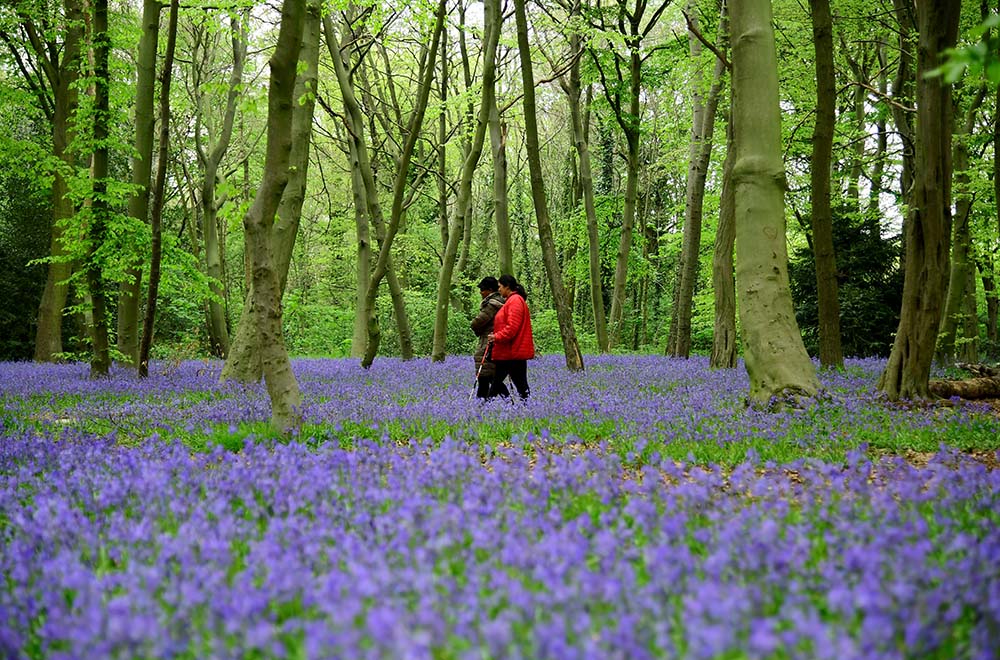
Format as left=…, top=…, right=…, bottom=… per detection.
left=498, top=274, right=528, bottom=299
left=477, top=276, right=499, bottom=292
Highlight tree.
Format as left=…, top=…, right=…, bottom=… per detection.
left=729, top=0, right=819, bottom=404
left=87, top=0, right=112, bottom=377
left=222, top=0, right=319, bottom=384
left=807, top=0, right=843, bottom=369
left=2, top=0, right=85, bottom=362
left=138, top=0, right=179, bottom=378
left=117, top=0, right=162, bottom=367
left=710, top=107, right=736, bottom=369
left=668, top=2, right=727, bottom=359
left=234, top=0, right=306, bottom=430
left=589, top=0, right=673, bottom=349
left=879, top=0, right=961, bottom=400
left=430, top=0, right=498, bottom=362
left=514, top=0, right=584, bottom=371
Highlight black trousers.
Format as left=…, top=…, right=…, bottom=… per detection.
left=476, top=372, right=508, bottom=399
left=490, top=359, right=529, bottom=400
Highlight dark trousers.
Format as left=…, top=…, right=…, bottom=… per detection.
left=476, top=372, right=508, bottom=399
left=490, top=360, right=529, bottom=400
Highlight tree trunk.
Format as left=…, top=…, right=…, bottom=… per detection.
left=561, top=24, right=608, bottom=352
left=671, top=5, right=727, bottom=358
left=138, top=0, right=178, bottom=377
left=117, top=0, right=161, bottom=367
left=438, top=26, right=450, bottom=251
left=890, top=0, right=917, bottom=260
left=711, top=109, right=737, bottom=369
left=87, top=0, right=112, bottom=378
left=809, top=0, right=843, bottom=369
left=221, top=0, right=319, bottom=384
left=430, top=0, right=497, bottom=362
left=866, top=41, right=889, bottom=230
left=30, top=0, right=85, bottom=362
left=350, top=162, right=371, bottom=359
left=878, top=0, right=960, bottom=400
left=514, top=0, right=583, bottom=371
left=238, top=0, right=305, bottom=431
left=607, top=51, right=640, bottom=349
left=730, top=0, right=819, bottom=404
left=938, top=87, right=986, bottom=364
left=195, top=14, right=248, bottom=359
left=490, top=89, right=514, bottom=276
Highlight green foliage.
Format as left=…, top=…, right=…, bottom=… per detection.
left=789, top=209, right=903, bottom=359
left=931, top=14, right=1000, bottom=85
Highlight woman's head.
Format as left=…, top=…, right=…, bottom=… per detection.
left=498, top=274, right=527, bottom=299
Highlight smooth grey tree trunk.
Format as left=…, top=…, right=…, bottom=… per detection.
left=514, top=0, right=583, bottom=371
left=489, top=90, right=514, bottom=276
left=238, top=0, right=305, bottom=431
left=730, top=0, right=819, bottom=404
left=430, top=0, right=497, bottom=361
left=221, top=0, right=318, bottom=385
left=559, top=6, right=607, bottom=352
left=878, top=0, right=960, bottom=400
left=117, top=0, right=161, bottom=367
left=711, top=110, right=737, bottom=370
left=671, top=5, right=726, bottom=359
left=138, top=0, right=178, bottom=377
left=809, top=0, right=843, bottom=369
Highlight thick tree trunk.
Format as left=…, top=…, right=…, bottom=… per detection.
left=118, top=0, right=161, bottom=367
left=31, top=0, right=85, bottom=362
left=221, top=1, right=318, bottom=384
left=890, top=0, right=917, bottom=259
left=238, top=0, right=305, bottom=431
left=431, top=0, right=497, bottom=362
left=671, top=6, right=726, bottom=358
left=711, top=110, right=737, bottom=369
left=730, top=0, right=819, bottom=404
left=138, top=0, right=178, bottom=377
left=88, top=0, right=112, bottom=378
left=938, top=87, right=987, bottom=364
left=514, top=0, right=583, bottom=371
left=878, top=1, right=960, bottom=400
left=809, top=0, right=843, bottom=369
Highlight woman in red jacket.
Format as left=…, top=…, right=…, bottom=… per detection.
left=487, top=274, right=535, bottom=400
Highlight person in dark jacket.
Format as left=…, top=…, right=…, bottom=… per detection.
left=487, top=274, right=535, bottom=400
left=470, top=277, right=509, bottom=399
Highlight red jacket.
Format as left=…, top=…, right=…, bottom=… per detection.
left=491, top=293, right=535, bottom=360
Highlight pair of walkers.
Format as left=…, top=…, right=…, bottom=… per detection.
left=470, top=274, right=534, bottom=401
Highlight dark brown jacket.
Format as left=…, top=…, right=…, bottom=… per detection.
left=471, top=291, right=505, bottom=376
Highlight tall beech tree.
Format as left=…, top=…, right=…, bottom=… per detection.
left=808, top=0, right=843, bottom=369
left=138, top=0, right=179, bottom=378
left=553, top=0, right=609, bottom=352
left=590, top=0, right=673, bottom=349
left=222, top=0, right=319, bottom=385
left=2, top=0, right=85, bottom=362
left=710, top=108, right=736, bottom=369
left=430, top=0, right=498, bottom=362
left=878, top=0, right=961, bottom=400
left=87, top=0, right=112, bottom=377
left=224, top=0, right=306, bottom=430
left=117, top=0, right=161, bottom=367
left=668, top=3, right=727, bottom=359
left=189, top=11, right=250, bottom=359
left=729, top=0, right=819, bottom=404
left=514, top=0, right=584, bottom=371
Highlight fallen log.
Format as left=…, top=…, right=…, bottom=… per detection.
left=929, top=376, right=1000, bottom=400
left=955, top=362, right=1000, bottom=377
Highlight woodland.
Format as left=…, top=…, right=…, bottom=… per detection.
left=0, top=0, right=997, bottom=423
left=2, top=1, right=1000, bottom=655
